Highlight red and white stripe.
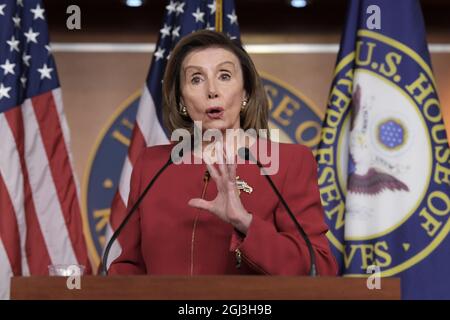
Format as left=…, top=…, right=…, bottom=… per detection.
left=0, top=89, right=90, bottom=299
left=105, top=86, right=168, bottom=268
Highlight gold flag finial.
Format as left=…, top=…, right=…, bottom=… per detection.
left=215, top=0, right=223, bottom=32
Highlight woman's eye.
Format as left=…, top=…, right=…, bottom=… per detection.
left=191, top=76, right=202, bottom=84
left=219, top=73, right=231, bottom=81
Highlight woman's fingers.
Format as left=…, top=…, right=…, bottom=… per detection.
left=188, top=198, right=213, bottom=212
left=206, top=162, right=220, bottom=180
left=206, top=141, right=240, bottom=191
left=214, top=142, right=228, bottom=180
left=227, top=160, right=237, bottom=183
left=206, top=162, right=229, bottom=192
left=223, top=145, right=237, bottom=183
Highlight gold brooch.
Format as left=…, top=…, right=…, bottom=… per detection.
left=236, top=176, right=253, bottom=195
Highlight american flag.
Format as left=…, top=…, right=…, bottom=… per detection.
left=0, top=0, right=90, bottom=298
left=105, top=0, right=240, bottom=268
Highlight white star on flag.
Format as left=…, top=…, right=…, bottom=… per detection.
left=7, top=35, right=20, bottom=52
left=24, top=28, right=40, bottom=43
left=45, top=44, right=52, bottom=54
left=172, top=26, right=180, bottom=39
left=154, top=47, right=165, bottom=61
left=228, top=33, right=237, bottom=40
left=160, top=24, right=171, bottom=39
left=17, top=0, right=24, bottom=7
left=176, top=2, right=185, bottom=15
left=208, top=1, right=216, bottom=14
left=1, top=59, right=16, bottom=76
left=166, top=0, right=177, bottom=15
left=22, top=53, right=31, bottom=66
left=31, top=3, right=45, bottom=20
left=192, top=7, right=205, bottom=23
left=227, top=10, right=238, bottom=25
left=0, top=4, right=6, bottom=16
left=206, top=22, right=215, bottom=31
left=37, top=63, right=53, bottom=80
left=0, top=83, right=12, bottom=100
left=20, top=75, right=27, bottom=87
left=12, top=14, right=21, bottom=28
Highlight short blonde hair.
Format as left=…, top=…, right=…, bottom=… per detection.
left=162, top=30, right=269, bottom=134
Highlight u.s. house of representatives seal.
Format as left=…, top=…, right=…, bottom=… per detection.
left=317, top=30, right=450, bottom=276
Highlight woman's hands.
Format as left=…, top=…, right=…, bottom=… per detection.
left=188, top=144, right=252, bottom=234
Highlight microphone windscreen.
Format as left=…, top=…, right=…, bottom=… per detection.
left=171, top=134, right=196, bottom=164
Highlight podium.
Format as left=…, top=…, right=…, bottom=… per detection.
left=10, top=276, right=400, bottom=300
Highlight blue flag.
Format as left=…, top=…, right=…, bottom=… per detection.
left=317, top=0, right=450, bottom=299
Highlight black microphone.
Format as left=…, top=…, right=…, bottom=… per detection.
left=238, top=147, right=318, bottom=277
left=101, top=140, right=188, bottom=275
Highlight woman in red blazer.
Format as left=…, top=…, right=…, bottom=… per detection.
left=108, top=30, right=337, bottom=276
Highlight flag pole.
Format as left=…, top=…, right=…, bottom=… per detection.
left=215, top=0, right=223, bottom=32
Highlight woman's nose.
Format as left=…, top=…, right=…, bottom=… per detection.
left=207, top=80, right=219, bottom=99
left=208, top=90, right=219, bottom=99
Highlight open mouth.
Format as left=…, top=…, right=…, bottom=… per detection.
left=206, top=107, right=224, bottom=119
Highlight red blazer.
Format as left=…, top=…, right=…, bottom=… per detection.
left=109, top=141, right=338, bottom=276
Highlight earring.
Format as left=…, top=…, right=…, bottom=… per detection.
left=241, top=99, right=248, bottom=111
left=179, top=103, right=188, bottom=116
